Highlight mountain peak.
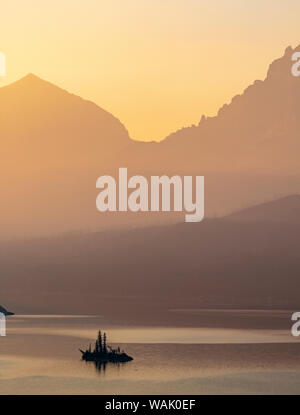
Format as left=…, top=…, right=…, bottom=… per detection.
left=266, top=44, right=300, bottom=80
left=2, top=73, right=67, bottom=94
left=20, top=73, right=50, bottom=85
left=23, top=72, right=41, bottom=80
left=0, top=72, right=131, bottom=175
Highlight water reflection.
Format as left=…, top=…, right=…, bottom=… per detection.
left=82, top=359, right=129, bottom=374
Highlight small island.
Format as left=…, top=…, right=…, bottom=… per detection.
left=80, top=331, right=133, bottom=363
left=0, top=305, right=14, bottom=316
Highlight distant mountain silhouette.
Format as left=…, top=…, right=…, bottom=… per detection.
left=0, top=305, right=14, bottom=315
left=0, top=73, right=130, bottom=160
left=107, top=45, right=300, bottom=172
left=227, top=195, right=300, bottom=223
left=1, top=46, right=300, bottom=237
left=111, top=45, right=300, bottom=220
left=153, top=45, right=300, bottom=173
left=0, top=74, right=131, bottom=237
left=2, top=195, right=300, bottom=315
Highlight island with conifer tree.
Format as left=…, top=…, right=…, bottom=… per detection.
left=79, top=331, right=133, bottom=363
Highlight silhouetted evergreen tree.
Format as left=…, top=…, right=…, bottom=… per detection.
left=98, top=331, right=103, bottom=353
left=103, top=332, right=107, bottom=354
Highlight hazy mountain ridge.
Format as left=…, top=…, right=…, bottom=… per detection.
left=1, top=45, right=300, bottom=237
left=2, top=195, right=299, bottom=314
left=0, top=73, right=131, bottom=165
left=226, top=194, right=300, bottom=223
left=0, top=73, right=132, bottom=237
left=159, top=45, right=300, bottom=172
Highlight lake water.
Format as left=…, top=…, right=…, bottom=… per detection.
left=0, top=312, right=300, bottom=394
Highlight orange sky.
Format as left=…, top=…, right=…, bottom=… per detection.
left=1, top=0, right=300, bottom=141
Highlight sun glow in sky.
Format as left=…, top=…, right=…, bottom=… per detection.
left=1, top=0, right=300, bottom=141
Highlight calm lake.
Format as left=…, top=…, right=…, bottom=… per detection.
left=0, top=312, right=300, bottom=394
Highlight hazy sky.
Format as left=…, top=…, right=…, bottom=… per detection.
left=1, top=0, right=300, bottom=141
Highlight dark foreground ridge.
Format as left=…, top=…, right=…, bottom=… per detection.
left=79, top=331, right=133, bottom=363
